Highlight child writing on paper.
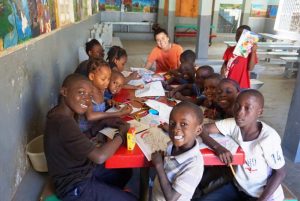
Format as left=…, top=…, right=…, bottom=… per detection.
left=79, top=59, right=132, bottom=134
left=197, top=89, right=286, bottom=201
left=44, top=74, right=136, bottom=201
left=164, top=62, right=196, bottom=88
left=75, top=39, right=105, bottom=77
left=165, top=50, right=196, bottom=81
left=221, top=25, right=258, bottom=89
left=151, top=101, right=204, bottom=201
left=168, top=65, right=214, bottom=103
left=106, top=46, right=143, bottom=90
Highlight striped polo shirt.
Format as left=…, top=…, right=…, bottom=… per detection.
left=152, top=141, right=204, bottom=201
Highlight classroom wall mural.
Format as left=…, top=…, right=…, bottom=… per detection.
left=0, top=0, right=158, bottom=52
left=98, top=0, right=158, bottom=13
left=99, top=0, right=121, bottom=11
left=250, top=3, right=268, bottom=17
left=0, top=0, right=56, bottom=51
left=0, top=0, right=33, bottom=50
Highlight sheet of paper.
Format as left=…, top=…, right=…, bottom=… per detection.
left=127, top=120, right=150, bottom=133
left=99, top=120, right=150, bottom=139
left=198, top=134, right=239, bottom=154
left=127, top=79, right=145, bottom=86
left=106, top=105, right=140, bottom=114
left=136, top=127, right=170, bottom=161
left=99, top=127, right=118, bottom=139
left=135, top=81, right=165, bottom=97
left=142, top=74, right=164, bottom=83
left=121, top=70, right=132, bottom=77
left=140, top=114, right=161, bottom=127
left=130, top=67, right=154, bottom=75
left=144, top=99, right=173, bottom=123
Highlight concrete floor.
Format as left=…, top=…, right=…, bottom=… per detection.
left=123, top=40, right=300, bottom=199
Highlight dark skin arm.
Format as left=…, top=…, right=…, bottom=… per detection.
left=88, top=135, right=123, bottom=164
left=87, top=118, right=129, bottom=164
left=257, top=167, right=286, bottom=201
left=220, top=61, right=228, bottom=78
left=201, top=123, right=233, bottom=165
left=122, top=84, right=144, bottom=90
left=152, top=151, right=181, bottom=201
left=168, top=83, right=193, bottom=98
left=125, top=71, right=141, bottom=83
left=248, top=44, right=258, bottom=72
left=85, top=104, right=132, bottom=121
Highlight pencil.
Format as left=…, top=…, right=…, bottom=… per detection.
left=136, top=128, right=148, bottom=134
left=229, top=164, right=236, bottom=178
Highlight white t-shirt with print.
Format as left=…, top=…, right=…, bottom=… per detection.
left=215, top=118, right=285, bottom=201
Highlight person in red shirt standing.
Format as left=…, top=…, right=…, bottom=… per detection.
left=221, top=25, right=258, bottom=89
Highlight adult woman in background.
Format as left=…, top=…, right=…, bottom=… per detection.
left=144, top=24, right=183, bottom=73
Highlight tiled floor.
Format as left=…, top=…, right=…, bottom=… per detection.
left=123, top=39, right=300, bottom=199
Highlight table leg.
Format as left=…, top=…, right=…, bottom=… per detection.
left=139, top=168, right=149, bottom=201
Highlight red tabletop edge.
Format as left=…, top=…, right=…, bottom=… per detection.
left=105, top=146, right=245, bottom=169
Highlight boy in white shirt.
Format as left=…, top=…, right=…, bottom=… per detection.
left=197, top=89, right=286, bottom=201
left=151, top=101, right=205, bottom=201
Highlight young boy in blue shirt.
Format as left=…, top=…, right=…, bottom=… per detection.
left=44, top=74, right=136, bottom=201
left=151, top=101, right=204, bottom=201
left=197, top=89, right=286, bottom=201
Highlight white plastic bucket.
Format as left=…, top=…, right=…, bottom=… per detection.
left=26, top=135, right=48, bottom=172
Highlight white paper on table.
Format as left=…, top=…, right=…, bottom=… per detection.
left=99, top=120, right=150, bottom=139
left=140, top=114, right=161, bottom=127
left=135, top=81, right=165, bottom=97
left=136, top=127, right=170, bottom=161
left=106, top=105, right=140, bottom=114
left=127, top=79, right=145, bottom=86
left=145, top=99, right=173, bottom=123
left=121, top=70, right=132, bottom=77
left=130, top=67, right=154, bottom=75
left=198, top=134, right=239, bottom=154
left=99, top=127, right=118, bottom=139
left=127, top=120, right=150, bottom=133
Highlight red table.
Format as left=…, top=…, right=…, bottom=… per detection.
left=108, top=88, right=245, bottom=168
left=105, top=145, right=245, bottom=168
left=107, top=87, right=245, bottom=201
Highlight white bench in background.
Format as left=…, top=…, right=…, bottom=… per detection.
left=280, top=56, right=300, bottom=78
left=109, top=21, right=153, bottom=33
left=224, top=41, right=294, bottom=47
left=257, top=51, right=299, bottom=58
left=258, top=33, right=297, bottom=43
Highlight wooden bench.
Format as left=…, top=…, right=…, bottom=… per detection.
left=174, top=24, right=217, bottom=45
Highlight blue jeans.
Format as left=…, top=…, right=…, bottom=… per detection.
left=193, top=182, right=257, bottom=201
left=62, top=165, right=136, bottom=201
